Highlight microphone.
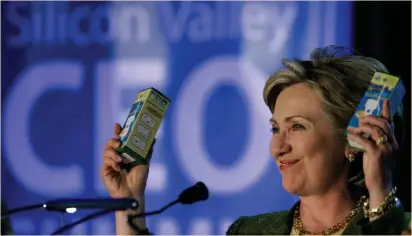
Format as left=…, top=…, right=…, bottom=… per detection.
left=1, top=198, right=138, bottom=218
left=177, top=181, right=209, bottom=204
left=51, top=182, right=209, bottom=235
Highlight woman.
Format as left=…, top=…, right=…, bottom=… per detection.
left=100, top=46, right=411, bottom=235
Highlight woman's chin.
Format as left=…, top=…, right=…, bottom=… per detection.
left=282, top=179, right=303, bottom=195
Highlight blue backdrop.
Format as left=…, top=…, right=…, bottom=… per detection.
left=1, top=1, right=353, bottom=234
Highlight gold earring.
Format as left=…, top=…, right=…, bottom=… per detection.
left=348, top=152, right=355, bottom=162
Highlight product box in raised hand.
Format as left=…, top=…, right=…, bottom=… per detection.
left=116, top=88, right=170, bottom=164
left=347, top=72, right=405, bottom=151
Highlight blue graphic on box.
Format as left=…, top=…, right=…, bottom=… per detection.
left=349, top=97, right=384, bottom=129
left=347, top=76, right=405, bottom=130
left=119, top=101, right=144, bottom=143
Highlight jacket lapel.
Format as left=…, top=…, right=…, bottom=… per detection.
left=261, top=211, right=290, bottom=235
left=261, top=202, right=298, bottom=235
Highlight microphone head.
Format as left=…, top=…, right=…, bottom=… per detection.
left=178, top=182, right=209, bottom=204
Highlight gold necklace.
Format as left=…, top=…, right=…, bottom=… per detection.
left=293, top=196, right=366, bottom=235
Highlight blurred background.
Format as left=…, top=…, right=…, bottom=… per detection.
left=1, top=1, right=410, bottom=235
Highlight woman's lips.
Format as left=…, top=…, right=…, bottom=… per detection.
left=279, top=159, right=300, bottom=171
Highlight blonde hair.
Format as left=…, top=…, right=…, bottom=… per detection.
left=263, top=45, right=403, bottom=189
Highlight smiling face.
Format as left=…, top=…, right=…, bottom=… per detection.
left=270, top=83, right=348, bottom=196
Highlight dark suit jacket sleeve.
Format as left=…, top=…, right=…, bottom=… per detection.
left=226, top=217, right=246, bottom=235
left=356, top=201, right=410, bottom=235
left=1, top=199, right=13, bottom=235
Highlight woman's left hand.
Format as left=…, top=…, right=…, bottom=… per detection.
left=347, top=99, right=398, bottom=206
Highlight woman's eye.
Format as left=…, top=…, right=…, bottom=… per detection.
left=291, top=124, right=305, bottom=130
left=270, top=127, right=279, bottom=134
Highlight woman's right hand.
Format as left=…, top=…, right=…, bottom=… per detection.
left=100, top=123, right=154, bottom=199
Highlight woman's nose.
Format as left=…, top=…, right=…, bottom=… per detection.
left=270, top=133, right=291, bottom=158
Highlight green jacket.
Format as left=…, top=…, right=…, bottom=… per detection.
left=227, top=201, right=411, bottom=235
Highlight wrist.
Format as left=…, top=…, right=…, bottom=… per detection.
left=364, top=186, right=397, bottom=220
left=109, top=191, right=134, bottom=199
left=365, top=171, right=392, bottom=194
left=115, top=197, right=147, bottom=235
left=131, top=193, right=145, bottom=199
left=368, top=184, right=392, bottom=208
left=115, top=211, right=147, bottom=235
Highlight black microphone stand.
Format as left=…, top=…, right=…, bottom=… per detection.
left=50, top=199, right=180, bottom=235
left=2, top=198, right=138, bottom=219
left=1, top=198, right=138, bottom=235
left=1, top=204, right=44, bottom=219
left=50, top=182, right=209, bottom=235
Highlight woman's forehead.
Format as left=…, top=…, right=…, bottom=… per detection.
left=275, top=84, right=322, bottom=109
left=272, top=84, right=325, bottom=122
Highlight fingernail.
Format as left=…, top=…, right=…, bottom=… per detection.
left=117, top=156, right=122, bottom=162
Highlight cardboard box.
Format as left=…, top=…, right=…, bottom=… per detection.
left=347, top=72, right=405, bottom=151
left=116, top=87, right=170, bottom=164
